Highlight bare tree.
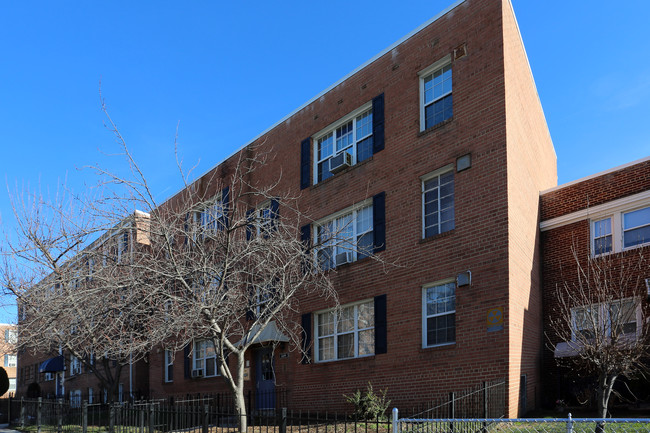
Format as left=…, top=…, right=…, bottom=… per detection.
left=1, top=184, right=157, bottom=403
left=2, top=101, right=383, bottom=432
left=548, top=246, right=650, bottom=419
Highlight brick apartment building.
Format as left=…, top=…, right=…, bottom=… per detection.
left=140, top=0, right=555, bottom=416
left=540, top=157, right=650, bottom=407
left=18, top=0, right=647, bottom=418
left=0, top=324, right=17, bottom=397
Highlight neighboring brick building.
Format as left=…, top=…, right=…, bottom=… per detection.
left=0, top=324, right=17, bottom=397
left=540, top=157, right=650, bottom=407
left=144, top=0, right=556, bottom=417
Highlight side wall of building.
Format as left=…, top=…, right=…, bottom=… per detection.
left=502, top=0, right=557, bottom=416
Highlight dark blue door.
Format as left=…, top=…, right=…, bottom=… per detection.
left=255, top=347, right=275, bottom=410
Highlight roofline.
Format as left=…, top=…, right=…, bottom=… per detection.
left=540, top=155, right=650, bottom=195
left=160, top=0, right=467, bottom=206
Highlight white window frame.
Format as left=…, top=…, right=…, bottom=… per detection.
left=421, top=165, right=455, bottom=238
left=194, top=194, right=225, bottom=237
left=117, top=231, right=129, bottom=263
left=8, top=378, right=16, bottom=392
left=4, top=354, right=16, bottom=368
left=44, top=372, right=54, bottom=381
left=5, top=329, right=16, bottom=344
left=70, top=389, right=82, bottom=408
left=70, top=355, right=82, bottom=376
left=422, top=278, right=456, bottom=348
left=251, top=201, right=274, bottom=237
left=314, top=299, right=375, bottom=362
left=419, top=55, right=452, bottom=131
left=590, top=204, right=650, bottom=255
left=193, top=340, right=219, bottom=377
left=312, top=102, right=373, bottom=184
left=622, top=205, right=650, bottom=250
left=313, top=200, right=373, bottom=270
left=571, top=298, right=641, bottom=342
left=164, top=349, right=174, bottom=383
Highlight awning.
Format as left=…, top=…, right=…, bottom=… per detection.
left=237, top=321, right=290, bottom=347
left=554, top=341, right=583, bottom=358
left=39, top=355, right=65, bottom=373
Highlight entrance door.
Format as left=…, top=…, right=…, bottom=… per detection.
left=255, top=347, right=275, bottom=410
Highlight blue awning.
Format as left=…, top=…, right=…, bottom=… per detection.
left=39, top=355, right=64, bottom=373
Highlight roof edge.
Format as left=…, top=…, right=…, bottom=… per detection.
left=540, top=155, right=650, bottom=195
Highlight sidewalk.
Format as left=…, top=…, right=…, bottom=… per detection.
left=0, top=424, right=20, bottom=433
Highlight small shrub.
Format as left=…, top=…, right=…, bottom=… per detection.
left=344, top=382, right=391, bottom=421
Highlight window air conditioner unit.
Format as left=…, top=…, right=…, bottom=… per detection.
left=191, top=369, right=204, bottom=378
left=329, top=152, right=353, bottom=174
left=335, top=252, right=353, bottom=266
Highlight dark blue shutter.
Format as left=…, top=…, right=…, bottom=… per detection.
left=270, top=199, right=279, bottom=230
left=373, top=192, right=386, bottom=253
left=245, top=209, right=255, bottom=241
left=183, top=344, right=191, bottom=379
left=300, top=138, right=311, bottom=190
left=220, top=186, right=230, bottom=230
left=301, top=313, right=312, bottom=364
left=300, top=224, right=311, bottom=249
left=374, top=294, right=387, bottom=354
left=372, top=93, right=385, bottom=154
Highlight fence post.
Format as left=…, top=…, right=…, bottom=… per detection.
left=280, top=407, right=287, bottom=433
left=7, top=396, right=11, bottom=425
left=202, top=404, right=208, bottom=433
left=566, top=413, right=573, bottom=433
left=449, top=392, right=455, bottom=433
left=82, top=400, right=88, bottom=433
left=483, top=381, right=488, bottom=433
left=20, top=397, right=25, bottom=428
left=148, top=403, right=154, bottom=433
left=392, top=408, right=399, bottom=433
left=109, top=403, right=115, bottom=433
left=37, top=397, right=42, bottom=433
left=57, top=399, right=63, bottom=433
left=139, top=404, right=145, bottom=433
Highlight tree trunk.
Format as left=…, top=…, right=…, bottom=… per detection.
left=234, top=351, right=248, bottom=433
left=595, top=373, right=616, bottom=433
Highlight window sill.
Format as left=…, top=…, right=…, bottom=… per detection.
left=418, top=117, right=454, bottom=137
left=313, top=354, right=376, bottom=365
left=421, top=342, right=456, bottom=351
left=419, top=229, right=455, bottom=244
left=310, top=156, right=374, bottom=190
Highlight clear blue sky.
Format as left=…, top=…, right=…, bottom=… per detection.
left=1, top=1, right=649, bottom=323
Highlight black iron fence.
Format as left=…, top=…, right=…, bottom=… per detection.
left=6, top=379, right=506, bottom=433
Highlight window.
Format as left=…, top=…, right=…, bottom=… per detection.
left=247, top=200, right=279, bottom=239
left=118, top=383, right=123, bottom=403
left=70, top=389, right=82, bottom=408
left=4, top=329, right=16, bottom=344
left=196, top=200, right=224, bottom=232
left=314, top=105, right=373, bottom=183
left=422, top=167, right=455, bottom=238
left=4, top=355, right=16, bottom=368
left=45, top=372, right=54, bottom=381
left=420, top=57, right=452, bottom=131
left=8, top=378, right=15, bottom=392
left=117, top=232, right=129, bottom=263
left=88, top=387, right=94, bottom=404
left=70, top=356, right=82, bottom=375
left=623, top=206, right=650, bottom=248
left=315, top=300, right=374, bottom=362
left=591, top=205, right=650, bottom=255
left=164, top=350, right=173, bottom=383
left=572, top=299, right=640, bottom=341
left=315, top=203, right=373, bottom=270
left=592, top=218, right=612, bottom=255
left=423, top=280, right=456, bottom=347
left=193, top=340, right=219, bottom=377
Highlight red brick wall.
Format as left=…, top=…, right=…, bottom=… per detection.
left=541, top=159, right=650, bottom=221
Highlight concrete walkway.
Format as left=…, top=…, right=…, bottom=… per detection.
left=0, top=423, right=21, bottom=433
